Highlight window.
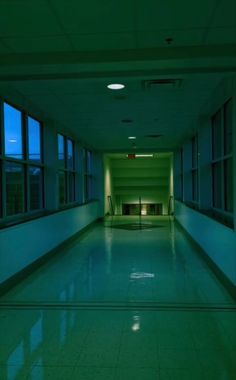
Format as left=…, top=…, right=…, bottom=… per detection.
left=0, top=102, right=44, bottom=221
left=84, top=149, right=93, bottom=202
left=212, top=98, right=233, bottom=213
left=57, top=134, right=75, bottom=206
left=4, top=103, right=23, bottom=159
left=191, top=135, right=198, bottom=202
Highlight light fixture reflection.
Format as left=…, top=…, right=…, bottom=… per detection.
left=130, top=272, right=155, bottom=279
left=8, top=139, right=17, bottom=143
left=132, top=315, right=140, bottom=332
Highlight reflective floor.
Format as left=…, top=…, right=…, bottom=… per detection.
left=0, top=217, right=235, bottom=379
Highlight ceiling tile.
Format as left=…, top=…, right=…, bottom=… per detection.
left=50, top=0, right=135, bottom=34
left=204, top=27, right=236, bottom=45
left=136, top=29, right=203, bottom=48
left=70, top=32, right=136, bottom=51
left=0, top=1, right=63, bottom=36
left=135, top=0, right=218, bottom=31
left=2, top=35, right=72, bottom=53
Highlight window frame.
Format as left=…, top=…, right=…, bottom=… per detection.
left=211, top=98, right=233, bottom=217
left=0, top=100, right=44, bottom=223
left=57, top=133, right=76, bottom=207
left=83, top=149, right=93, bottom=202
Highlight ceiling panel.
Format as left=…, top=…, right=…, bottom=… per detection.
left=70, top=33, right=136, bottom=51
left=135, top=0, right=217, bottom=31
left=50, top=0, right=135, bottom=34
left=136, top=29, right=204, bottom=48
left=0, top=2, right=63, bottom=36
left=204, top=27, right=236, bottom=44
left=2, top=36, right=72, bottom=53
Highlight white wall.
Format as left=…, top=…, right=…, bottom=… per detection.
left=0, top=201, right=100, bottom=285
left=175, top=200, right=236, bottom=286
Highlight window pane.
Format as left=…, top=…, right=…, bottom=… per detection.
left=58, top=134, right=65, bottom=168
left=4, top=103, right=23, bottom=159
left=5, top=162, right=24, bottom=216
left=58, top=171, right=66, bottom=205
left=224, top=158, right=233, bottom=212
left=68, top=172, right=75, bottom=202
left=224, top=99, right=232, bottom=155
left=212, top=110, right=222, bottom=160
left=67, top=139, right=74, bottom=170
left=29, top=166, right=43, bottom=210
left=212, top=162, right=222, bottom=208
left=28, top=117, right=41, bottom=162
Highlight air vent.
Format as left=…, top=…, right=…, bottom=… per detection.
left=142, top=79, right=182, bottom=90
left=145, top=134, right=163, bottom=138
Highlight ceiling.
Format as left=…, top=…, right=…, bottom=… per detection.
left=0, top=0, right=235, bottom=153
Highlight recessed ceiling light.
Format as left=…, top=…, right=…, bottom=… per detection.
left=107, top=83, right=125, bottom=90
left=128, top=136, right=136, bottom=139
left=135, top=154, right=153, bottom=157
left=126, top=154, right=153, bottom=158
left=8, top=139, right=17, bottom=143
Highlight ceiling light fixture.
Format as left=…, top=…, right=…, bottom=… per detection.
left=126, top=154, right=153, bottom=158
left=107, top=83, right=125, bottom=90
left=135, top=154, right=153, bottom=158
left=128, top=136, right=136, bottom=139
left=8, top=139, right=17, bottom=143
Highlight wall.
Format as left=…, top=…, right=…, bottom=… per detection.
left=0, top=201, right=100, bottom=285
left=175, top=200, right=236, bottom=287
left=103, top=155, right=114, bottom=214
left=110, top=153, right=172, bottom=215
left=173, top=74, right=236, bottom=289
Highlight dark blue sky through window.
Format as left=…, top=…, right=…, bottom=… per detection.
left=4, top=103, right=23, bottom=159
left=58, top=134, right=65, bottom=168
left=28, top=116, right=41, bottom=161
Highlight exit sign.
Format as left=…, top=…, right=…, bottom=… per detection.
left=127, top=154, right=136, bottom=159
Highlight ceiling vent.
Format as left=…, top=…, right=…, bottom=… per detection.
left=122, top=119, right=133, bottom=123
left=145, top=134, right=163, bottom=138
left=142, top=79, right=182, bottom=90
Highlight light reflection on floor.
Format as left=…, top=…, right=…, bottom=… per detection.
left=0, top=217, right=235, bottom=379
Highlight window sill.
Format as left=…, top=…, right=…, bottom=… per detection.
left=180, top=201, right=234, bottom=229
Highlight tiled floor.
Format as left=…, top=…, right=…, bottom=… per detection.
left=0, top=217, right=235, bottom=379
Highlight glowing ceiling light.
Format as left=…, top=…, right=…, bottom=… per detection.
left=8, top=139, right=17, bottom=143
left=135, top=154, right=153, bottom=157
left=128, top=136, right=136, bottom=139
left=107, top=83, right=125, bottom=90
